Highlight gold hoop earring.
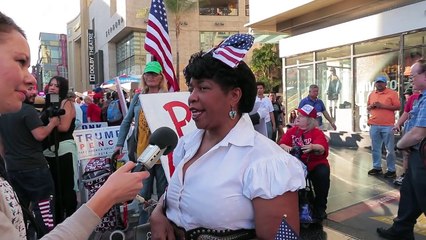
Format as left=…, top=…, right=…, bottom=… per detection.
left=229, top=106, right=237, bottom=120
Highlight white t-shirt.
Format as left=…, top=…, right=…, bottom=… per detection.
left=166, top=115, right=306, bottom=231
left=256, top=96, right=274, bottom=122
left=74, top=102, right=83, bottom=129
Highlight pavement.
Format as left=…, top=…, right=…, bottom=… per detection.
left=310, top=147, right=426, bottom=240
left=89, top=146, right=426, bottom=240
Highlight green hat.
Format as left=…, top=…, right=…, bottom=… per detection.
left=144, top=61, right=162, bottom=74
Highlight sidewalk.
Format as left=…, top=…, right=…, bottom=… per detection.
left=320, top=147, right=426, bottom=240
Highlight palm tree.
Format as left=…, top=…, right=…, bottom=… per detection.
left=251, top=43, right=282, bottom=91
left=164, top=0, right=197, bottom=85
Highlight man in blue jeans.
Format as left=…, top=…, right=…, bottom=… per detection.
left=366, top=75, right=400, bottom=178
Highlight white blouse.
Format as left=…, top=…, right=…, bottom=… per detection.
left=166, top=115, right=306, bottom=231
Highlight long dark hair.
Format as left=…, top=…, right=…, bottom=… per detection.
left=48, top=76, right=69, bottom=101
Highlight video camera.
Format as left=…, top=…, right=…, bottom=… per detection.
left=290, top=146, right=303, bottom=160
left=45, top=93, right=66, bottom=117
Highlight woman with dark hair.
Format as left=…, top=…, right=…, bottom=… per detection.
left=0, top=11, right=148, bottom=239
left=279, top=104, right=330, bottom=223
left=41, top=76, right=79, bottom=224
left=150, top=34, right=306, bottom=239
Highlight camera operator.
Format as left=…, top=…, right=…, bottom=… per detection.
left=279, top=104, right=330, bottom=223
left=41, top=76, right=78, bottom=224
left=0, top=79, right=59, bottom=236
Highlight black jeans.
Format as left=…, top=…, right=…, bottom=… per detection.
left=8, top=166, right=55, bottom=235
left=392, top=149, right=426, bottom=234
left=308, top=164, right=330, bottom=216
left=46, top=152, right=77, bottom=224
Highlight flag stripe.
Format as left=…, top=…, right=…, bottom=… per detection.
left=211, top=34, right=254, bottom=68
left=144, top=0, right=179, bottom=92
left=144, top=37, right=174, bottom=82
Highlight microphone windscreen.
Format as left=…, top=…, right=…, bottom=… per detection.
left=148, top=127, right=178, bottom=155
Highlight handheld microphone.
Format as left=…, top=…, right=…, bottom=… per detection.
left=131, top=127, right=178, bottom=172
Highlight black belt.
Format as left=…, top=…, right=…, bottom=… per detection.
left=172, top=223, right=256, bottom=240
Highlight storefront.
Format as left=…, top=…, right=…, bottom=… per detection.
left=248, top=1, right=426, bottom=132
left=284, top=29, right=425, bottom=132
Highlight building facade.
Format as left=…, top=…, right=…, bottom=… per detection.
left=36, top=33, right=68, bottom=92
left=247, top=0, right=426, bottom=132
left=67, top=0, right=250, bottom=93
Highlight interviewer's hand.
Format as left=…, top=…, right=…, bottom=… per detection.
left=86, top=162, right=149, bottom=218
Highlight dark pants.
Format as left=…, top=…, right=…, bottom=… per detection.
left=138, top=164, right=168, bottom=224
left=8, top=166, right=55, bottom=235
left=392, top=149, right=426, bottom=234
left=46, top=152, right=77, bottom=224
left=308, top=164, right=330, bottom=216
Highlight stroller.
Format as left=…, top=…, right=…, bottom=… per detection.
left=290, top=146, right=316, bottom=228
left=81, top=151, right=129, bottom=238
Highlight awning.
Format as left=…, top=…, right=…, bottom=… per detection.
left=253, top=33, right=288, bottom=44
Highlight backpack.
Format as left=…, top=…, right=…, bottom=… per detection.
left=107, top=100, right=122, bottom=123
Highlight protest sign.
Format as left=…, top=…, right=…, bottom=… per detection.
left=139, top=92, right=196, bottom=180
left=81, top=122, right=108, bottom=129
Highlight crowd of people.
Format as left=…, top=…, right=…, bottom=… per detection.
left=0, top=12, right=149, bottom=239
left=0, top=10, right=425, bottom=240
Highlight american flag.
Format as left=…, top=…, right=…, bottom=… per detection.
left=144, top=0, right=179, bottom=92
left=275, top=216, right=301, bottom=240
left=212, top=33, right=254, bottom=68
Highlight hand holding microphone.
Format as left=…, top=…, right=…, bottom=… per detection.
left=132, top=127, right=178, bottom=172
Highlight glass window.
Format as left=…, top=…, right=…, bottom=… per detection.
left=354, top=52, right=399, bottom=132
left=40, top=33, right=59, bottom=41
left=245, top=0, right=249, bottom=16
left=285, top=53, right=313, bottom=66
left=200, top=31, right=237, bottom=51
left=316, top=60, right=352, bottom=131
left=354, top=36, right=400, bottom=55
left=284, top=65, right=314, bottom=116
left=316, top=45, right=350, bottom=61
left=116, top=32, right=147, bottom=75
left=404, top=30, right=426, bottom=48
left=199, top=0, right=238, bottom=16
left=50, top=47, right=60, bottom=59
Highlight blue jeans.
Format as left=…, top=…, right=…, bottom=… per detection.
left=138, top=164, right=168, bottom=224
left=266, top=121, right=273, bottom=140
left=369, top=125, right=396, bottom=172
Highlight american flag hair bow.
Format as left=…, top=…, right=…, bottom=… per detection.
left=210, top=33, right=254, bottom=68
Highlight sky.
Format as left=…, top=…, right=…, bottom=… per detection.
left=0, top=0, right=80, bottom=66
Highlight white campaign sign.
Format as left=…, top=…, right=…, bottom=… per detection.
left=139, top=92, right=197, bottom=180
left=80, top=122, right=108, bottom=129
left=139, top=92, right=196, bottom=137
left=73, top=126, right=127, bottom=160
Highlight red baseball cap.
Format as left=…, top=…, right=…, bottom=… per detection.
left=297, top=104, right=317, bottom=118
left=93, top=92, right=103, bottom=99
